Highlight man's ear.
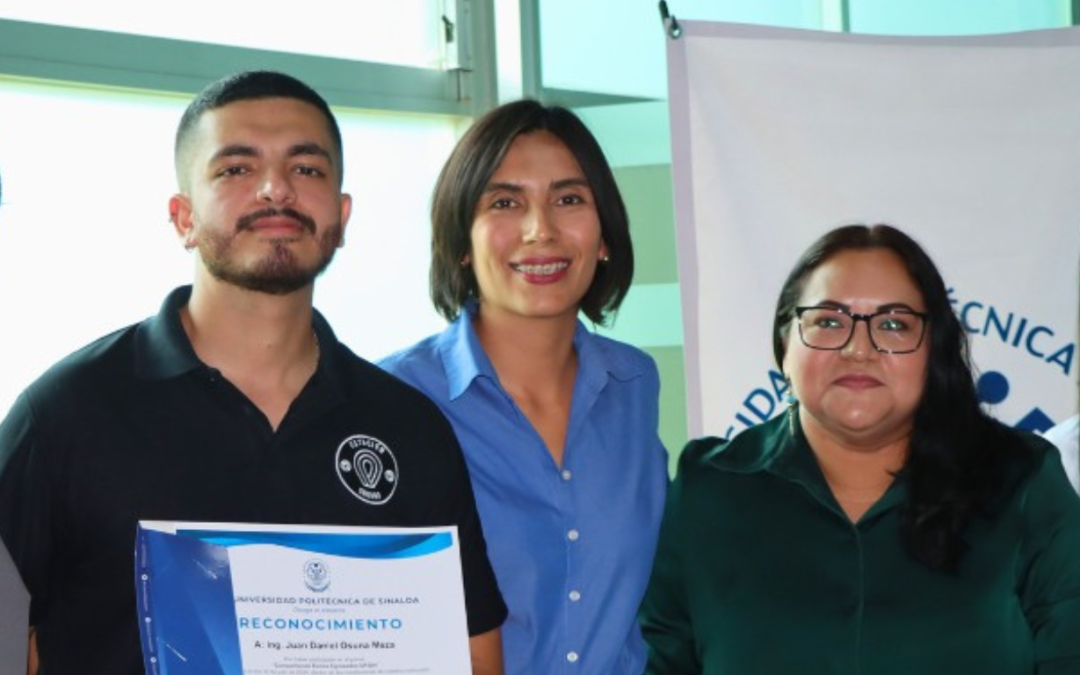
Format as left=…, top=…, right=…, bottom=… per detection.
left=337, top=193, right=353, bottom=248
left=168, top=194, right=197, bottom=250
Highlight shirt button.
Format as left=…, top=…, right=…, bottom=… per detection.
left=567, top=529, right=580, bottom=542
left=568, top=590, right=581, bottom=602
left=561, top=469, right=572, bottom=481
left=566, top=652, right=579, bottom=663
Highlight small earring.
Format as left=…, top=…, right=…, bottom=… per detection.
left=600, top=254, right=610, bottom=263
left=783, top=379, right=799, bottom=435
left=460, top=255, right=470, bottom=267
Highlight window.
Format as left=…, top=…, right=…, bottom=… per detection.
left=0, top=76, right=458, bottom=416
left=0, top=1, right=448, bottom=67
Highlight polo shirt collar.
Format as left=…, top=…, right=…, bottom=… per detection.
left=133, top=285, right=342, bottom=391
left=134, top=285, right=203, bottom=380
left=436, top=299, right=645, bottom=401
left=309, top=307, right=344, bottom=392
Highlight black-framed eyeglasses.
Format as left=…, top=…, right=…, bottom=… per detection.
left=793, top=306, right=929, bottom=354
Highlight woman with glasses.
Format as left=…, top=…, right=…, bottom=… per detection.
left=640, top=224, right=1080, bottom=674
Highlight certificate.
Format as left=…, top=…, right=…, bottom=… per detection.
left=135, top=521, right=471, bottom=675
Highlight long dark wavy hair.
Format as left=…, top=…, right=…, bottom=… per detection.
left=773, top=224, right=1024, bottom=573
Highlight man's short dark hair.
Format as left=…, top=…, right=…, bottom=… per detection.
left=429, top=99, right=634, bottom=325
left=174, top=70, right=344, bottom=188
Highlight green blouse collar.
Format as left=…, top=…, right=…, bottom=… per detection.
left=724, top=407, right=907, bottom=525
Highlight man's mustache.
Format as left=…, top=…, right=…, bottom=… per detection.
left=236, top=208, right=317, bottom=235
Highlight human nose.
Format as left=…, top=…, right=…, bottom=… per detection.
left=841, top=317, right=876, bottom=360
left=256, top=166, right=297, bottom=205
left=522, top=204, right=556, bottom=244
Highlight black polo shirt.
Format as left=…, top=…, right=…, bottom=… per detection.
left=0, top=286, right=506, bottom=675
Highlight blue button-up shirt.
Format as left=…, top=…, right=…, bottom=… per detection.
left=380, top=307, right=668, bottom=675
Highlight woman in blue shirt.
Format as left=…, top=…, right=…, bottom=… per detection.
left=381, top=100, right=668, bottom=675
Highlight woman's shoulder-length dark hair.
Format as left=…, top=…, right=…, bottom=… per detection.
left=428, top=99, right=634, bottom=324
left=772, top=223, right=1021, bottom=573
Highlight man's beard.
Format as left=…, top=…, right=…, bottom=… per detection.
left=197, top=208, right=344, bottom=295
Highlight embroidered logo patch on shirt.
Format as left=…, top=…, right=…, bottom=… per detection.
left=335, top=434, right=399, bottom=505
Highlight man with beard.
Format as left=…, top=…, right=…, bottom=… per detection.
left=0, top=71, right=506, bottom=675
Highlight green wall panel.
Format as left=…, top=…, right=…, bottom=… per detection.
left=615, top=163, right=679, bottom=285
left=643, top=345, right=688, bottom=477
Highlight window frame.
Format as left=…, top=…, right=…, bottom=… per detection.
left=0, top=4, right=497, bottom=116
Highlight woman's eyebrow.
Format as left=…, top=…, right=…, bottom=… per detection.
left=483, top=181, right=524, bottom=194
left=550, top=177, right=590, bottom=190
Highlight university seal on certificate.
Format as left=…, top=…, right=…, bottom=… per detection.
left=135, top=522, right=471, bottom=675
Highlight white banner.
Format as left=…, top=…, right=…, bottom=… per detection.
left=667, top=22, right=1080, bottom=440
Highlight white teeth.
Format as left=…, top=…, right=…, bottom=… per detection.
left=512, top=261, right=568, bottom=275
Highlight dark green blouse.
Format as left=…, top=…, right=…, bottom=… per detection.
left=640, top=412, right=1080, bottom=675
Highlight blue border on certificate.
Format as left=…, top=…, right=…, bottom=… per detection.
left=136, top=529, right=242, bottom=674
